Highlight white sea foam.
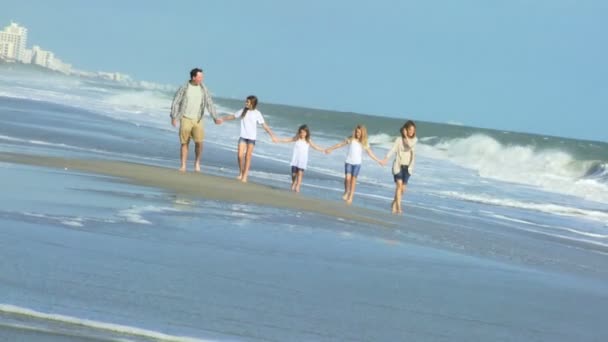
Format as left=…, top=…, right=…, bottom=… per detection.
left=0, top=304, right=212, bottom=342
left=367, top=133, right=394, bottom=146
left=19, top=211, right=117, bottom=227
left=59, top=220, right=84, bottom=227
left=117, top=206, right=178, bottom=225
left=435, top=191, right=608, bottom=226
left=485, top=213, right=608, bottom=239
left=370, top=133, right=608, bottom=204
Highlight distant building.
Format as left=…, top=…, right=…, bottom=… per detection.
left=32, top=45, right=54, bottom=67
left=0, top=22, right=28, bottom=61
left=21, top=48, right=32, bottom=63
left=0, top=41, right=15, bottom=60
left=48, top=57, right=72, bottom=74
left=29, top=45, right=71, bottom=74
left=1, top=21, right=138, bottom=84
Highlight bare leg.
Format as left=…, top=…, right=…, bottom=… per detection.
left=395, top=181, right=404, bottom=214
left=291, top=172, right=297, bottom=191
left=236, top=142, right=246, bottom=179
left=241, top=144, right=255, bottom=183
left=194, top=142, right=203, bottom=172
left=399, top=184, right=407, bottom=213
left=346, top=176, right=357, bottom=205
left=392, top=180, right=403, bottom=214
left=342, top=174, right=352, bottom=200
left=179, top=143, right=188, bottom=172
left=295, top=170, right=304, bottom=193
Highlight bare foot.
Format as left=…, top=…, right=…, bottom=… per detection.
left=194, top=163, right=201, bottom=172
left=179, top=166, right=186, bottom=172
left=342, top=193, right=349, bottom=201
left=346, top=198, right=353, bottom=205
left=396, top=203, right=403, bottom=214
left=236, top=174, right=242, bottom=180
left=391, top=200, right=397, bottom=214
left=241, top=177, right=248, bottom=183
left=291, top=184, right=296, bottom=191
left=295, top=185, right=301, bottom=193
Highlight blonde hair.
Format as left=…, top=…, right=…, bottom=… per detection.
left=352, top=124, right=369, bottom=147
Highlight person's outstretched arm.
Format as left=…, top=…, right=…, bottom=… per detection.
left=365, top=146, right=384, bottom=165
left=325, top=138, right=349, bottom=154
left=220, top=113, right=237, bottom=122
left=262, top=123, right=277, bottom=142
left=309, top=140, right=326, bottom=152
left=275, top=136, right=297, bottom=143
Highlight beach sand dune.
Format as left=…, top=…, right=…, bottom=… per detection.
left=0, top=152, right=392, bottom=227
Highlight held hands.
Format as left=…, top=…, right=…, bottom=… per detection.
left=324, top=148, right=332, bottom=155
left=271, top=135, right=278, bottom=143
left=379, top=158, right=388, bottom=166
left=214, top=118, right=223, bottom=125
left=171, top=118, right=177, bottom=127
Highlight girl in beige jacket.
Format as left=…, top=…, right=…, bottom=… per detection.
left=382, top=121, right=417, bottom=214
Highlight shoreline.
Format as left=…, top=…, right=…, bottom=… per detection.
left=0, top=152, right=393, bottom=227
left=3, top=152, right=608, bottom=281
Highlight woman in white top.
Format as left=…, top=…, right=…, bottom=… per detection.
left=275, top=124, right=325, bottom=193
left=220, top=95, right=277, bottom=183
left=382, top=120, right=417, bottom=214
left=325, top=124, right=383, bottom=204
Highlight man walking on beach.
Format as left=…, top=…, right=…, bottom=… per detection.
left=170, top=68, right=222, bottom=172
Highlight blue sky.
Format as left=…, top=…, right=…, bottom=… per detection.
left=2, top=0, right=607, bottom=142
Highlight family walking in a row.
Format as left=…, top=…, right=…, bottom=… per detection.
left=170, top=68, right=417, bottom=214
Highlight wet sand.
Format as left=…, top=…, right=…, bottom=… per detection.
left=0, top=152, right=392, bottom=227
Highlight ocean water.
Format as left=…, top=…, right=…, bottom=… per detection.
left=1, top=64, right=607, bottom=341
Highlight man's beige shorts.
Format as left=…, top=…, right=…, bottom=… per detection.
left=179, top=117, right=205, bottom=144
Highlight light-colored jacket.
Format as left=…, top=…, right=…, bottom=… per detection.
left=170, top=81, right=218, bottom=122
left=386, top=136, right=417, bottom=175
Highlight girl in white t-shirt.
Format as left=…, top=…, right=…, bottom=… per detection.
left=325, top=124, right=383, bottom=204
left=382, top=120, right=417, bottom=214
left=275, top=124, right=325, bottom=192
left=220, top=95, right=277, bottom=183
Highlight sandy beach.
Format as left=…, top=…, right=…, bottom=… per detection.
left=0, top=152, right=392, bottom=227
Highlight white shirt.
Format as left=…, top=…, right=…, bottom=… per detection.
left=183, top=83, right=203, bottom=119
left=234, top=109, right=265, bottom=140
left=290, top=139, right=309, bottom=169
left=345, top=139, right=364, bottom=165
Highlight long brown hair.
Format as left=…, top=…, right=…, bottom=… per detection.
left=400, top=120, right=416, bottom=138
left=297, top=124, right=311, bottom=143
left=240, top=95, right=258, bottom=119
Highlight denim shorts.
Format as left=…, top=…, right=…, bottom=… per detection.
left=344, top=163, right=362, bottom=177
left=238, top=137, right=256, bottom=145
left=291, top=166, right=305, bottom=174
left=393, top=165, right=411, bottom=184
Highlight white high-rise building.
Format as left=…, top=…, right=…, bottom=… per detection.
left=0, top=22, right=28, bottom=61
left=48, top=57, right=72, bottom=74
left=0, top=41, right=15, bottom=60
left=21, top=48, right=32, bottom=64
left=32, top=45, right=54, bottom=68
